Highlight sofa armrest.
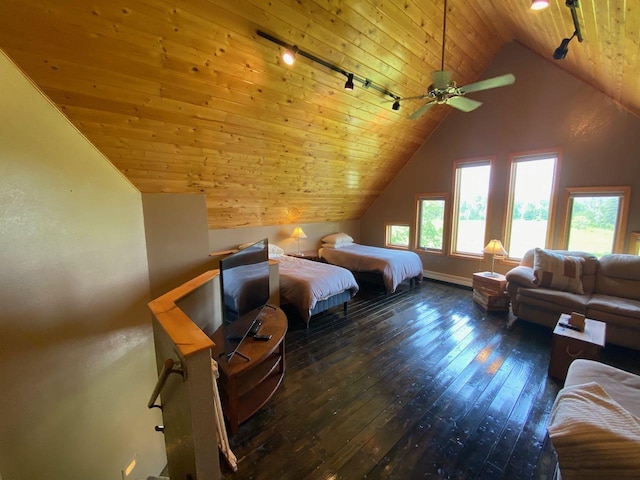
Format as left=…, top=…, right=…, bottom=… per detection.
left=505, top=265, right=537, bottom=288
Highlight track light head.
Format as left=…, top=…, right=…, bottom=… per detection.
left=392, top=100, right=400, bottom=111
left=553, top=37, right=572, bottom=60
left=344, top=73, right=354, bottom=90
left=530, top=0, right=550, bottom=10
left=282, top=46, right=298, bottom=65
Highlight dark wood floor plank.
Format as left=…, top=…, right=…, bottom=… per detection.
left=220, top=279, right=640, bottom=480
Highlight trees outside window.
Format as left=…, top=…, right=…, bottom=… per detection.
left=505, top=153, right=558, bottom=259
left=452, top=160, right=492, bottom=256
left=386, top=223, right=410, bottom=248
left=417, top=195, right=446, bottom=252
left=563, top=187, right=630, bottom=256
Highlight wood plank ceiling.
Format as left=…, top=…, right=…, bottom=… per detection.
left=1, top=0, right=638, bottom=229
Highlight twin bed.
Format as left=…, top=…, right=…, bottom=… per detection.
left=232, top=235, right=423, bottom=327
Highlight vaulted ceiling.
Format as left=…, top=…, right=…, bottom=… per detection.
left=1, top=0, right=637, bottom=229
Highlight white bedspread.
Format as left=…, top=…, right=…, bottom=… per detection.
left=276, top=255, right=359, bottom=321
left=318, top=243, right=423, bottom=293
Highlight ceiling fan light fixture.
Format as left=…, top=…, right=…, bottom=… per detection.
left=344, top=73, right=354, bottom=90
left=530, top=0, right=550, bottom=10
left=282, top=46, right=298, bottom=65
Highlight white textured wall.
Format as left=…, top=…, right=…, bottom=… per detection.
left=0, top=51, right=165, bottom=479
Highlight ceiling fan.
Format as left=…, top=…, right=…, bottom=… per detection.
left=404, top=0, right=515, bottom=120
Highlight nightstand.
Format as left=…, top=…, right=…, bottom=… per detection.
left=548, top=314, right=606, bottom=381
left=287, top=250, right=320, bottom=261
left=472, top=272, right=510, bottom=312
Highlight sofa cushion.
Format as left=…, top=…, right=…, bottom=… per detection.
left=587, top=293, right=640, bottom=329
left=595, top=254, right=640, bottom=301
left=517, top=287, right=588, bottom=313
left=533, top=248, right=585, bottom=294
left=505, top=265, right=537, bottom=288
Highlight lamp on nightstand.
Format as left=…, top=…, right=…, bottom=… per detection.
left=291, top=226, right=307, bottom=254
left=483, top=239, right=507, bottom=277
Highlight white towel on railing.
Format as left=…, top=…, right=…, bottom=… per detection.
left=547, top=381, right=640, bottom=479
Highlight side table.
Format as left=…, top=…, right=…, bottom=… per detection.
left=287, top=250, right=320, bottom=261
left=548, top=314, right=606, bottom=381
left=472, top=272, right=510, bottom=312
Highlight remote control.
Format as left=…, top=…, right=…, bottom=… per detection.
left=559, top=322, right=582, bottom=332
left=253, top=334, right=272, bottom=341
left=250, top=320, right=263, bottom=336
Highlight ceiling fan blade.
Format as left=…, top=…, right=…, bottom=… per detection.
left=408, top=101, right=436, bottom=119
left=446, top=96, right=483, bottom=112
left=459, top=73, right=515, bottom=94
left=432, top=70, right=452, bottom=89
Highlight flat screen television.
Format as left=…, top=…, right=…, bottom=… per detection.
left=219, top=238, right=271, bottom=362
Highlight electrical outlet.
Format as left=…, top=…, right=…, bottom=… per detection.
left=121, top=455, right=137, bottom=480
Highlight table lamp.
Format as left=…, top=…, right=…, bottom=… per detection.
left=483, top=239, right=507, bottom=277
left=291, top=226, right=307, bottom=254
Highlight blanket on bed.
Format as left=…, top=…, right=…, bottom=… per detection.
left=319, top=243, right=423, bottom=293
left=276, top=255, right=359, bottom=320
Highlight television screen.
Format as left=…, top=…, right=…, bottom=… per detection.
left=219, top=238, right=270, bottom=361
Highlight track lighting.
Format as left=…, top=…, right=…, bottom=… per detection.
left=553, top=36, right=572, bottom=60
left=530, top=0, right=549, bottom=10
left=392, top=100, right=400, bottom=111
left=344, top=73, right=354, bottom=90
left=553, top=0, right=583, bottom=60
left=256, top=30, right=401, bottom=111
left=282, top=46, right=297, bottom=65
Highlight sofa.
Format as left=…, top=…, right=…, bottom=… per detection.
left=506, top=248, right=640, bottom=350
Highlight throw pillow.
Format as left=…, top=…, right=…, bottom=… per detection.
left=533, top=248, right=585, bottom=294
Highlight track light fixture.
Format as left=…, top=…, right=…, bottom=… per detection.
left=256, top=30, right=401, bottom=110
left=553, top=0, right=583, bottom=60
left=282, top=46, right=298, bottom=65
left=344, top=73, right=354, bottom=90
left=530, top=0, right=549, bottom=10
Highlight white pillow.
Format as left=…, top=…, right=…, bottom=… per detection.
left=321, top=233, right=354, bottom=244
left=268, top=244, right=284, bottom=255
left=322, top=241, right=353, bottom=249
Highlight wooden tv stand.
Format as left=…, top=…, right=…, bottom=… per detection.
left=212, top=305, right=287, bottom=434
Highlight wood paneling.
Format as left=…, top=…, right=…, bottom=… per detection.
left=1, top=0, right=638, bottom=228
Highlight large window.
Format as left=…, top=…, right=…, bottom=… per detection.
left=385, top=223, right=410, bottom=248
left=451, top=160, right=492, bottom=256
left=504, top=153, right=558, bottom=259
left=416, top=194, right=446, bottom=252
left=562, top=187, right=630, bottom=256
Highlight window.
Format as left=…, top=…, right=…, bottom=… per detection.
left=416, top=194, right=447, bottom=252
left=451, top=160, right=492, bottom=256
left=630, top=233, right=640, bottom=255
left=385, top=223, right=410, bottom=248
left=504, top=153, right=558, bottom=259
left=562, top=187, right=630, bottom=256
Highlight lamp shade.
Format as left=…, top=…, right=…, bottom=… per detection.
left=483, top=239, right=507, bottom=256
left=291, top=226, right=307, bottom=239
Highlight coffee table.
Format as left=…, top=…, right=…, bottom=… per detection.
left=548, top=313, right=606, bottom=381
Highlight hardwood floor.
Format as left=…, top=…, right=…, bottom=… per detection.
left=220, top=279, right=640, bottom=479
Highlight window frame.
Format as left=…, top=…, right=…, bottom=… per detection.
left=560, top=186, right=630, bottom=254
left=503, top=150, right=560, bottom=262
left=414, top=193, right=448, bottom=255
left=385, top=222, right=410, bottom=250
left=450, top=158, right=494, bottom=259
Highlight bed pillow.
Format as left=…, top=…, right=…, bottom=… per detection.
left=533, top=248, right=585, bottom=294
left=268, top=244, right=284, bottom=256
left=321, top=233, right=354, bottom=245
left=322, top=241, right=353, bottom=249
